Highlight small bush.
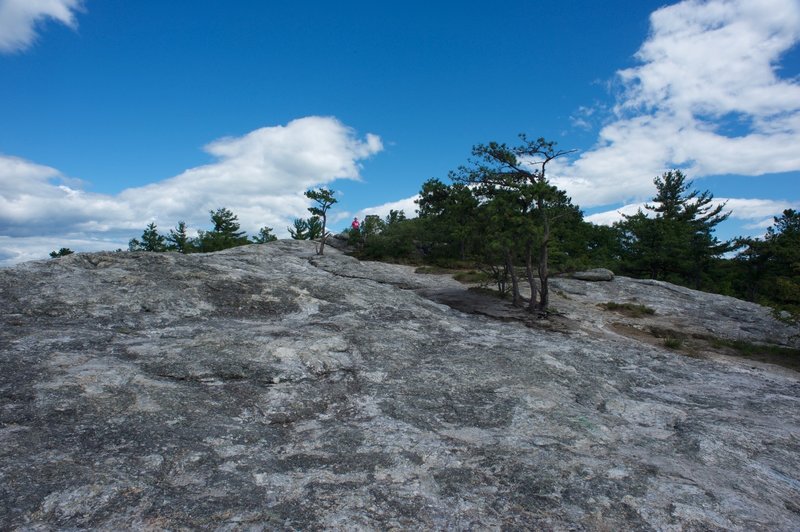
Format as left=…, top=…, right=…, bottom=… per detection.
left=663, top=337, right=683, bottom=349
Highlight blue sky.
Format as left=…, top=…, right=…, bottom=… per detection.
left=1, top=0, right=799, bottom=265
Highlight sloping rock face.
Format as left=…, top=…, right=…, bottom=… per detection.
left=1, top=241, right=799, bottom=530
left=550, top=275, right=799, bottom=349
left=571, top=268, right=615, bottom=282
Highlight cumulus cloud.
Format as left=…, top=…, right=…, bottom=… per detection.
left=345, top=195, right=421, bottom=225
left=0, top=116, right=382, bottom=265
left=723, top=197, right=800, bottom=230
left=118, top=117, right=382, bottom=228
left=555, top=0, right=800, bottom=208
left=584, top=203, right=648, bottom=226
left=0, top=0, right=83, bottom=53
left=585, top=197, right=799, bottom=237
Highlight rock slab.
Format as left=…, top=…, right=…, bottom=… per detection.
left=1, top=241, right=799, bottom=530
left=571, top=268, right=615, bottom=282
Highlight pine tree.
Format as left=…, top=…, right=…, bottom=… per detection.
left=735, top=209, right=800, bottom=317
left=451, top=135, right=574, bottom=312
left=288, top=218, right=309, bottom=240
left=305, top=188, right=337, bottom=255
left=252, top=226, right=278, bottom=243
left=306, top=216, right=323, bottom=240
left=618, top=170, right=730, bottom=288
left=166, top=221, right=192, bottom=253
left=49, top=248, right=74, bottom=258
left=196, top=208, right=250, bottom=252
left=129, top=222, right=167, bottom=252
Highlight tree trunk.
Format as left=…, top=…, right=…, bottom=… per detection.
left=505, top=248, right=521, bottom=306
left=525, top=239, right=538, bottom=312
left=537, top=200, right=550, bottom=312
left=318, top=214, right=327, bottom=255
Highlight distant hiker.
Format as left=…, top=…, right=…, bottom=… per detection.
left=351, top=217, right=360, bottom=231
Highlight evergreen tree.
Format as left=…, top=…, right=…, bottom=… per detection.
left=362, top=214, right=384, bottom=238
left=49, top=248, right=74, bottom=258
left=617, top=170, right=730, bottom=288
left=288, top=218, right=309, bottom=240
left=734, top=209, right=800, bottom=317
left=129, top=222, right=167, bottom=252
left=417, top=179, right=480, bottom=261
left=386, top=209, right=407, bottom=225
left=306, top=216, right=323, bottom=240
left=451, top=135, right=574, bottom=312
left=196, top=208, right=250, bottom=252
left=358, top=214, right=421, bottom=261
left=305, top=188, right=337, bottom=255
left=166, top=221, right=192, bottom=253
left=252, top=226, right=278, bottom=243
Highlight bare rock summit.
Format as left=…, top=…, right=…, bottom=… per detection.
left=1, top=241, right=798, bottom=530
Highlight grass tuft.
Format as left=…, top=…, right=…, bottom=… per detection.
left=663, top=337, right=683, bottom=350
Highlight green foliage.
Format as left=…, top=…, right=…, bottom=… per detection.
left=49, top=247, right=74, bottom=258
left=288, top=217, right=322, bottom=240
left=663, top=337, right=683, bottom=350
left=305, top=188, right=337, bottom=219
left=306, top=216, right=323, bottom=240
left=449, top=135, right=575, bottom=311
left=196, top=208, right=250, bottom=252
left=416, top=179, right=481, bottom=261
left=288, top=218, right=309, bottom=240
left=733, top=209, right=800, bottom=319
left=386, top=209, right=406, bottom=225
left=616, top=170, right=730, bottom=289
left=362, top=214, right=384, bottom=239
left=166, top=221, right=192, bottom=253
left=452, top=270, right=489, bottom=283
left=129, top=222, right=168, bottom=252
left=305, top=187, right=337, bottom=255
left=357, top=214, right=423, bottom=262
left=252, top=226, right=278, bottom=243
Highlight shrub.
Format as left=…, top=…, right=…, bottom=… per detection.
left=664, top=337, right=683, bottom=349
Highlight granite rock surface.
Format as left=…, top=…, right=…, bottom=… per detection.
left=1, top=240, right=798, bottom=530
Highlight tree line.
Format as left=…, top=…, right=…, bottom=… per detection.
left=124, top=187, right=336, bottom=255
left=347, top=136, right=798, bottom=320
left=127, top=207, right=277, bottom=253
left=52, top=136, right=797, bottom=320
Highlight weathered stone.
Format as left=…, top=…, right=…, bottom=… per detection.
left=571, top=268, right=615, bottom=281
left=1, top=240, right=798, bottom=530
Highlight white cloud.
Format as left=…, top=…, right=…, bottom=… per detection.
left=585, top=197, right=798, bottom=238
left=0, top=235, right=124, bottom=265
left=584, top=203, right=647, bottom=226
left=350, top=195, right=420, bottom=225
left=722, top=197, right=800, bottom=231
left=556, top=0, right=800, bottom=208
left=0, top=116, right=383, bottom=266
left=0, top=0, right=83, bottom=53
left=117, top=116, right=382, bottom=230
